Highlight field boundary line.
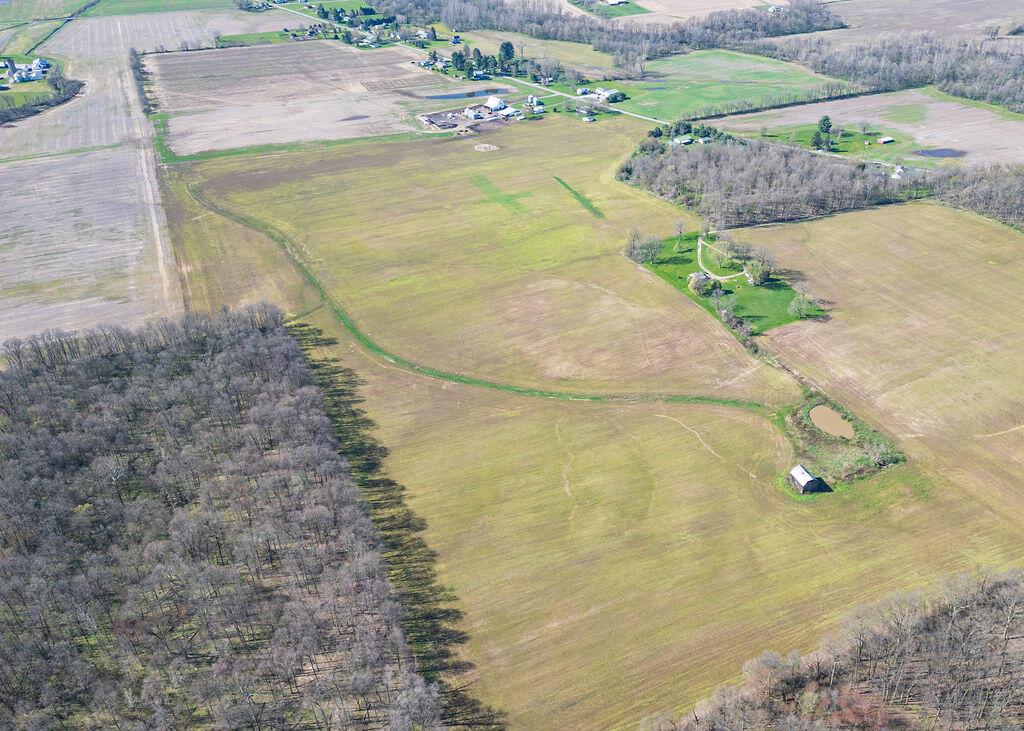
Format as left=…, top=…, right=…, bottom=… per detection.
left=184, top=181, right=775, bottom=415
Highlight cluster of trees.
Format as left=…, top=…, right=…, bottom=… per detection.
left=0, top=306, right=441, bottom=728
left=677, top=571, right=1024, bottom=729
left=932, top=164, right=1024, bottom=231
left=0, top=66, right=84, bottom=125
left=449, top=41, right=521, bottom=75
left=619, top=134, right=920, bottom=229
left=756, top=32, right=1024, bottom=113
left=377, top=0, right=843, bottom=63
left=622, top=123, right=1024, bottom=231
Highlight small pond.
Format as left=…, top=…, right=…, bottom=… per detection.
left=424, top=87, right=512, bottom=100
left=809, top=405, right=856, bottom=440
left=916, top=148, right=966, bottom=158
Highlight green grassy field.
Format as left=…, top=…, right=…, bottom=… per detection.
left=649, top=233, right=820, bottom=334
left=165, top=114, right=1024, bottom=727
left=0, top=78, right=52, bottom=106
left=279, top=0, right=379, bottom=18
left=612, top=50, right=847, bottom=121
left=573, top=0, right=650, bottom=18
left=0, top=19, right=63, bottom=55
left=736, top=123, right=933, bottom=167
left=458, top=30, right=616, bottom=75
left=216, top=29, right=292, bottom=47
left=84, top=0, right=233, bottom=16
left=0, top=0, right=84, bottom=22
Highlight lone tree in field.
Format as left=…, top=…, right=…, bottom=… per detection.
left=788, top=292, right=817, bottom=318
left=745, top=258, right=771, bottom=285
left=818, top=115, right=832, bottom=134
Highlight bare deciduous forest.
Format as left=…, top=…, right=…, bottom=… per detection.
left=0, top=306, right=447, bottom=729
left=619, top=130, right=1024, bottom=230
left=675, top=572, right=1024, bottom=730
left=380, top=0, right=844, bottom=58
left=757, top=33, right=1024, bottom=114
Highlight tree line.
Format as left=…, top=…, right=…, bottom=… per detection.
left=0, top=305, right=443, bottom=729
left=377, top=0, right=843, bottom=62
left=671, top=571, right=1024, bottom=729
left=619, top=128, right=1024, bottom=231
left=749, top=32, right=1024, bottom=114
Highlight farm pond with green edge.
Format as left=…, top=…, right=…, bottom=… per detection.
left=648, top=232, right=822, bottom=335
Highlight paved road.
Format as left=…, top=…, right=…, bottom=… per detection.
left=511, top=77, right=667, bottom=124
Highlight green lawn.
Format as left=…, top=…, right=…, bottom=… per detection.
left=572, top=0, right=650, bottom=18
left=0, top=79, right=53, bottom=106
left=279, top=0, right=380, bottom=18
left=84, top=0, right=234, bottom=16
left=744, top=124, right=934, bottom=168
left=649, top=233, right=819, bottom=334
left=613, top=50, right=849, bottom=122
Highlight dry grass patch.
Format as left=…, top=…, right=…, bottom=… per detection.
left=187, top=113, right=796, bottom=402
left=717, top=87, right=1024, bottom=165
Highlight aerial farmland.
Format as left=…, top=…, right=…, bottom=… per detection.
left=4, top=0, right=1024, bottom=727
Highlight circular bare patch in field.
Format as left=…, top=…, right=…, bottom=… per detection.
left=474, top=143, right=500, bottom=152
left=809, top=405, right=856, bottom=440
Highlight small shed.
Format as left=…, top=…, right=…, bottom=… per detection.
left=877, top=136, right=895, bottom=144
left=788, top=464, right=828, bottom=494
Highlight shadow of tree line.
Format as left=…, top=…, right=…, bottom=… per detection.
left=290, top=323, right=506, bottom=729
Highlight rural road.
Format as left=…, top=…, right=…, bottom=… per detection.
left=511, top=77, right=668, bottom=124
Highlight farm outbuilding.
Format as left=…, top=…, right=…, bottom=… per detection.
left=788, top=464, right=829, bottom=494
left=484, top=96, right=506, bottom=111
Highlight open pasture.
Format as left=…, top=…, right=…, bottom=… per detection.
left=0, top=147, right=179, bottom=340
left=84, top=0, right=234, bottom=16
left=0, top=0, right=85, bottom=23
left=735, top=203, right=1024, bottom=526
left=612, top=49, right=844, bottom=121
left=805, top=0, right=1024, bottom=43
left=147, top=41, right=505, bottom=155
left=254, top=302, right=1024, bottom=728
left=717, top=87, right=1024, bottom=166
left=187, top=113, right=795, bottom=402
left=0, top=18, right=63, bottom=55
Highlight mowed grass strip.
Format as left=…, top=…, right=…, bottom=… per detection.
left=188, top=113, right=797, bottom=403
left=613, top=49, right=846, bottom=121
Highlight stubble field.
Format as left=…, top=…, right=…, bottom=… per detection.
left=146, top=42, right=499, bottom=155
left=735, top=202, right=1024, bottom=531
left=0, top=0, right=84, bottom=23
left=167, top=112, right=1024, bottom=726
left=717, top=87, right=1024, bottom=165
left=801, top=0, right=1024, bottom=43
left=0, top=147, right=177, bottom=340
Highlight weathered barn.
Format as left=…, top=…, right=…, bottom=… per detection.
left=788, top=464, right=829, bottom=494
